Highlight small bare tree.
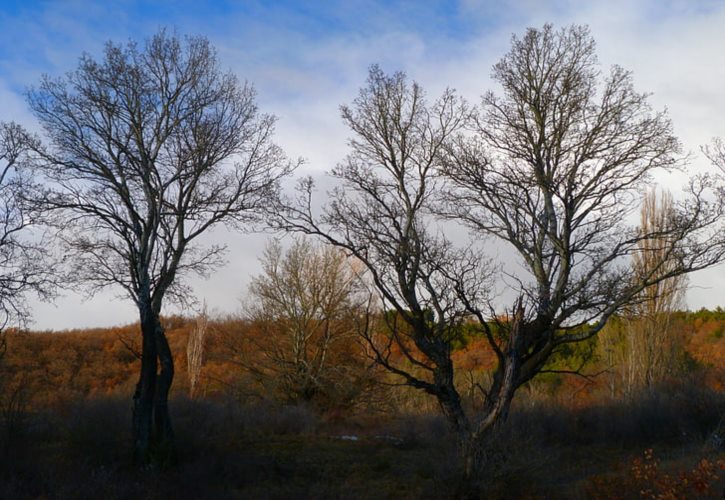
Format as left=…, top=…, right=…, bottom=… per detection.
left=27, top=30, right=295, bottom=464
left=599, top=190, right=688, bottom=395
left=0, top=122, right=53, bottom=449
left=441, top=24, right=725, bottom=477
left=0, top=122, right=53, bottom=358
left=244, top=237, right=370, bottom=405
left=625, top=189, right=687, bottom=392
left=187, top=301, right=208, bottom=399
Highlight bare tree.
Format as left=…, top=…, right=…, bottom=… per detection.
left=187, top=301, right=208, bottom=399
left=243, top=237, right=371, bottom=406
left=599, top=190, right=688, bottom=395
left=0, top=122, right=53, bottom=449
left=625, top=189, right=687, bottom=392
left=440, top=24, right=725, bottom=475
left=27, top=30, right=295, bottom=464
left=0, top=122, right=53, bottom=360
left=281, top=66, right=499, bottom=480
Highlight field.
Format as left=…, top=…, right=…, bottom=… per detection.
left=1, top=312, right=724, bottom=498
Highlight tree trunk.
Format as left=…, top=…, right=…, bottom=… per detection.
left=427, top=350, right=516, bottom=492
left=133, top=308, right=158, bottom=465
left=460, top=389, right=515, bottom=481
left=434, top=360, right=470, bottom=437
left=454, top=383, right=516, bottom=500
left=459, top=304, right=524, bottom=486
left=133, top=304, right=176, bottom=467
left=153, top=323, right=176, bottom=464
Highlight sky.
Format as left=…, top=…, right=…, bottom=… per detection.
left=1, top=0, right=724, bottom=330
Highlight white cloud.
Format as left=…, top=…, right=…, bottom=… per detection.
left=4, top=0, right=724, bottom=328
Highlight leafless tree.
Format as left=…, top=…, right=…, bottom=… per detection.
left=440, top=24, right=725, bottom=476
left=26, top=30, right=295, bottom=464
left=0, top=122, right=53, bottom=361
left=599, top=190, right=688, bottom=395
left=280, top=66, right=500, bottom=480
left=0, top=122, right=53, bottom=445
left=243, top=237, right=371, bottom=406
left=625, top=189, right=687, bottom=392
left=187, top=301, right=208, bottom=399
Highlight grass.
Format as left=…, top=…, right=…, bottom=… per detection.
left=2, top=315, right=723, bottom=497
left=0, top=385, right=723, bottom=499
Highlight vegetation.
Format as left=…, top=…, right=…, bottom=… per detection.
left=25, top=30, right=295, bottom=463
left=0, top=122, right=54, bottom=358
left=0, top=21, right=723, bottom=497
left=282, top=24, right=725, bottom=483
left=241, top=238, right=374, bottom=407
left=0, top=311, right=723, bottom=497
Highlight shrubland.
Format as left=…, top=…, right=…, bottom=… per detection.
left=0, top=310, right=723, bottom=498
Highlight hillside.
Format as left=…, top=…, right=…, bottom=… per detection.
left=0, top=310, right=723, bottom=498
left=4, top=309, right=724, bottom=407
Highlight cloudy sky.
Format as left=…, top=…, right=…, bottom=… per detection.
left=1, top=0, right=724, bottom=330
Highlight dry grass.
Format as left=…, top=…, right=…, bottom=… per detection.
left=0, top=384, right=722, bottom=499
left=1, top=314, right=723, bottom=498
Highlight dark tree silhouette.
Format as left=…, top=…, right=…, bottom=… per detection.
left=280, top=66, right=497, bottom=480
left=284, top=26, right=725, bottom=485
left=440, top=24, right=725, bottom=477
left=27, top=30, right=295, bottom=464
left=0, top=122, right=52, bottom=358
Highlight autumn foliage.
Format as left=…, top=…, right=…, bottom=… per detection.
left=0, top=308, right=722, bottom=416
left=0, top=309, right=723, bottom=497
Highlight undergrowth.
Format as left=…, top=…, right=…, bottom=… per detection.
left=0, top=384, right=722, bottom=499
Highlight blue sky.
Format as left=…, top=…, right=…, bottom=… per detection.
left=1, top=0, right=724, bottom=329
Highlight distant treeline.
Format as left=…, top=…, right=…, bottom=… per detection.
left=2, top=307, right=722, bottom=413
